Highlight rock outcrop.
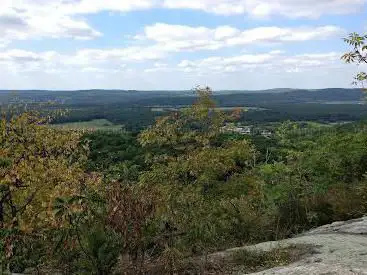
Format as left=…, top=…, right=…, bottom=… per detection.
left=214, top=217, right=367, bottom=274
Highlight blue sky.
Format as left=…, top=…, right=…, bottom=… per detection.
left=0, top=0, right=366, bottom=90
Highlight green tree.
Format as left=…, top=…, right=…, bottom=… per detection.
left=342, top=32, right=367, bottom=97
left=139, top=87, right=255, bottom=193
left=137, top=87, right=266, bottom=262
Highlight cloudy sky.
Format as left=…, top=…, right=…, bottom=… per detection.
left=0, top=0, right=366, bottom=90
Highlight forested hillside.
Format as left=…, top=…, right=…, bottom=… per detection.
left=1, top=88, right=365, bottom=132
left=0, top=88, right=363, bottom=106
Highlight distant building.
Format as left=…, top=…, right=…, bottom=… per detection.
left=222, top=124, right=252, bottom=135
left=239, top=126, right=252, bottom=135
left=260, top=130, right=272, bottom=138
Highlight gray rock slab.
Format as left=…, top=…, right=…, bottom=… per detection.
left=210, top=216, right=367, bottom=274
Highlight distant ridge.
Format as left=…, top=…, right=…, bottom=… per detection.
left=0, top=88, right=364, bottom=106
left=0, top=88, right=362, bottom=94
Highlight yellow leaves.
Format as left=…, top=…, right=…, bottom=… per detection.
left=0, top=112, right=100, bottom=232
left=139, top=116, right=183, bottom=148
left=138, top=87, right=257, bottom=191
left=139, top=87, right=228, bottom=154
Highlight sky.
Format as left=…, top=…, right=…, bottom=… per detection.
left=0, top=0, right=366, bottom=90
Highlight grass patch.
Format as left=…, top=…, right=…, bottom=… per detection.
left=169, top=244, right=317, bottom=275
left=51, top=119, right=124, bottom=131
left=229, top=244, right=315, bottom=273
left=135, top=244, right=316, bottom=274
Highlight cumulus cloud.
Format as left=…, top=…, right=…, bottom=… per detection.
left=61, top=0, right=156, bottom=14
left=0, top=0, right=362, bottom=47
left=0, top=0, right=152, bottom=44
left=283, top=52, right=341, bottom=67
left=0, top=0, right=363, bottom=45
left=0, top=45, right=166, bottom=75
left=0, top=0, right=168, bottom=45
left=0, top=49, right=58, bottom=73
left=138, top=23, right=344, bottom=51
left=0, top=47, right=359, bottom=90
left=0, top=11, right=101, bottom=45
left=177, top=52, right=277, bottom=74
left=0, top=49, right=47, bottom=63
left=63, top=47, right=165, bottom=67
left=5, top=0, right=363, bottom=19
left=176, top=51, right=343, bottom=74
left=1, top=46, right=343, bottom=77
left=163, top=0, right=366, bottom=18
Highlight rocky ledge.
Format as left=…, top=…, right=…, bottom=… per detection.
left=213, top=217, right=367, bottom=274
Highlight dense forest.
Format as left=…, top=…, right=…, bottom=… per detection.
left=1, top=87, right=366, bottom=131
left=0, top=34, right=366, bottom=274
left=0, top=88, right=363, bottom=106
left=46, top=103, right=367, bottom=132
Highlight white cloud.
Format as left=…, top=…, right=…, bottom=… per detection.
left=0, top=0, right=153, bottom=44
left=0, top=49, right=59, bottom=73
left=0, top=45, right=347, bottom=81
left=0, top=0, right=155, bottom=15
left=3, top=0, right=362, bottom=19
left=0, top=1, right=362, bottom=89
left=0, top=0, right=362, bottom=46
left=2, top=47, right=339, bottom=76
left=0, top=49, right=360, bottom=90
left=163, top=0, right=366, bottom=18
left=145, top=62, right=170, bottom=72
left=177, top=52, right=280, bottom=74
left=283, top=52, right=341, bottom=66
left=0, top=11, right=101, bottom=45
left=64, top=47, right=165, bottom=67
left=0, top=49, right=61, bottom=65
left=176, top=51, right=344, bottom=74
left=138, top=23, right=344, bottom=52
left=143, top=50, right=343, bottom=76
left=61, top=0, right=156, bottom=14
left=0, top=46, right=166, bottom=76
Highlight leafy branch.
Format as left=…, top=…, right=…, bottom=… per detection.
left=341, top=33, right=367, bottom=89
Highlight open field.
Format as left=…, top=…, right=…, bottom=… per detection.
left=51, top=119, right=124, bottom=131
left=150, top=106, right=267, bottom=112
